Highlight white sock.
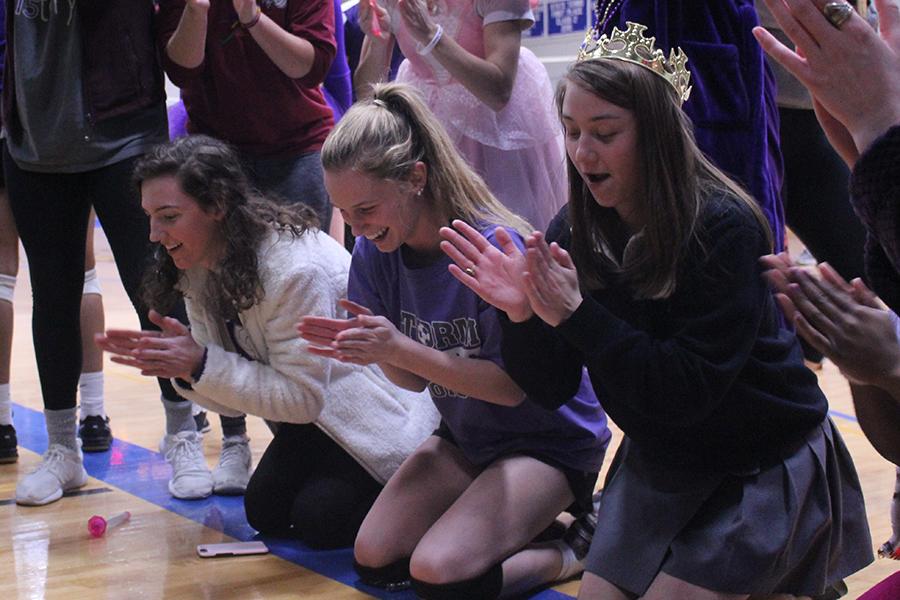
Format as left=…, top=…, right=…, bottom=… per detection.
left=552, top=539, right=584, bottom=581
left=0, top=383, right=11, bottom=425
left=78, top=371, right=105, bottom=418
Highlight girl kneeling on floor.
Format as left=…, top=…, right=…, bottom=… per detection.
left=439, top=22, right=874, bottom=600
left=299, top=83, right=610, bottom=599
left=97, top=135, right=437, bottom=548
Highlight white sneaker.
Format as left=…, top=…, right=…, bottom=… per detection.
left=16, top=443, right=88, bottom=506
left=212, top=435, right=252, bottom=495
left=160, top=431, right=213, bottom=499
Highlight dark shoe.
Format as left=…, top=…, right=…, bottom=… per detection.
left=0, top=424, right=17, bottom=463
left=194, top=410, right=211, bottom=434
left=563, top=490, right=602, bottom=561
left=78, top=415, right=112, bottom=452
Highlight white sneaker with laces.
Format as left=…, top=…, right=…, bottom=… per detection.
left=16, top=443, right=88, bottom=506
left=160, top=431, right=213, bottom=499
left=212, top=435, right=252, bottom=495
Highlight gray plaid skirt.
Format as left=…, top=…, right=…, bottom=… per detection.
left=584, top=419, right=873, bottom=595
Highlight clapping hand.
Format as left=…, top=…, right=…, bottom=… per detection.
left=95, top=310, right=205, bottom=380
left=298, top=299, right=405, bottom=365
left=761, top=253, right=900, bottom=387
left=397, top=0, right=438, bottom=46
left=522, top=232, right=583, bottom=327
left=439, top=220, right=533, bottom=322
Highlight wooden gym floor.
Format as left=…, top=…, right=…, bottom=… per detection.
left=0, top=228, right=897, bottom=599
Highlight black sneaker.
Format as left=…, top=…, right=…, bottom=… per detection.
left=194, top=410, right=211, bottom=434
left=0, top=424, right=17, bottom=463
left=78, top=415, right=112, bottom=452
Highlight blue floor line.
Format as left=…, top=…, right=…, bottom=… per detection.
left=12, top=403, right=573, bottom=599
left=828, top=409, right=858, bottom=423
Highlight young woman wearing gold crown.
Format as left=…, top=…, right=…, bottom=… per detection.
left=440, top=20, right=873, bottom=599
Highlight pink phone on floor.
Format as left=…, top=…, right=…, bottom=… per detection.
left=196, top=541, right=269, bottom=558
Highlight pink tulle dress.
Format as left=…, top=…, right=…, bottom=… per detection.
left=387, top=0, right=566, bottom=229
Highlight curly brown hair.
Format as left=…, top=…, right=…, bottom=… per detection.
left=134, top=135, right=318, bottom=319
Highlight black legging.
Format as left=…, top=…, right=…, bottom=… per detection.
left=780, top=107, right=867, bottom=281
left=244, top=422, right=382, bottom=549
left=3, top=148, right=187, bottom=409
left=779, top=107, right=868, bottom=362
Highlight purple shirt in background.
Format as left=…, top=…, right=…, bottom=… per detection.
left=348, top=224, right=610, bottom=473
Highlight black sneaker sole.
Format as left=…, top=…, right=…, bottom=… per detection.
left=81, top=440, right=112, bottom=452
left=0, top=452, right=18, bottom=464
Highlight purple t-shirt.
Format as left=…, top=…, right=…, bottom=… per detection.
left=348, top=224, right=610, bottom=472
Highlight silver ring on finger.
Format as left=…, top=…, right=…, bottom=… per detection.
left=823, top=1, right=853, bottom=29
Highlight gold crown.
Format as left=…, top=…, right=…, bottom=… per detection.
left=577, top=21, right=692, bottom=105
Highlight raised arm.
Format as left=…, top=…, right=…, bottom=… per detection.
left=753, top=0, right=900, bottom=161
left=397, top=0, right=523, bottom=111
left=161, top=0, right=210, bottom=73
left=352, top=0, right=397, bottom=99
left=232, top=0, right=335, bottom=80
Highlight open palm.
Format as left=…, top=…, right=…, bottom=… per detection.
left=440, top=220, right=533, bottom=322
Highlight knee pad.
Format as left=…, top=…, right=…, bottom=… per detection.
left=411, top=563, right=503, bottom=600
left=83, top=268, right=102, bottom=296
left=0, top=273, right=14, bottom=303
left=353, top=558, right=411, bottom=591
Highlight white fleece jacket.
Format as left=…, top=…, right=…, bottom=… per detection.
left=171, top=230, right=438, bottom=483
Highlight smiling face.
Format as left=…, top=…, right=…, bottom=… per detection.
left=324, top=165, right=442, bottom=254
left=141, top=175, right=226, bottom=271
left=561, top=81, right=643, bottom=231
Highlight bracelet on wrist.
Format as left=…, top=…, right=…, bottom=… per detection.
left=240, top=6, right=262, bottom=29
left=416, top=24, right=443, bottom=55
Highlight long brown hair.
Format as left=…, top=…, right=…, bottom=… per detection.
left=557, top=59, right=772, bottom=298
left=134, top=135, right=318, bottom=318
left=321, top=83, right=532, bottom=237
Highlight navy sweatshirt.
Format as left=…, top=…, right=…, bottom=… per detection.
left=501, top=196, right=827, bottom=471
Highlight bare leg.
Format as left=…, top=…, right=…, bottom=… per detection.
left=354, top=436, right=479, bottom=567
left=643, top=572, right=747, bottom=600
left=80, top=214, right=104, bottom=374
left=578, top=572, right=636, bottom=600
left=409, top=454, right=575, bottom=596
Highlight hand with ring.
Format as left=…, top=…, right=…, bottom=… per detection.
left=753, top=0, right=900, bottom=165
left=439, top=220, right=535, bottom=322
left=823, top=1, right=854, bottom=28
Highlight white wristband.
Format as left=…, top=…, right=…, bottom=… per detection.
left=417, top=24, right=443, bottom=55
